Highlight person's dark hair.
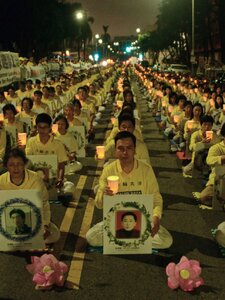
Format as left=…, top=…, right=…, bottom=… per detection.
left=184, top=100, right=193, bottom=108
left=123, top=89, right=133, bottom=99
left=114, top=131, right=136, bottom=148
left=200, top=115, right=214, bottom=125
left=10, top=208, right=25, bottom=220
left=35, top=113, right=52, bottom=126
left=77, top=86, right=87, bottom=93
left=35, top=79, right=41, bottom=85
left=21, top=97, right=33, bottom=109
left=215, top=94, right=223, bottom=109
left=178, top=94, right=187, bottom=103
left=3, top=147, right=28, bottom=167
left=72, top=99, right=82, bottom=109
left=121, top=211, right=137, bottom=222
left=26, top=79, right=33, bottom=85
left=48, top=86, right=55, bottom=93
left=34, top=90, right=43, bottom=97
left=54, top=114, right=69, bottom=129
left=118, top=113, right=135, bottom=128
left=220, top=123, right=225, bottom=137
left=192, top=103, right=204, bottom=117
left=169, top=92, right=178, bottom=105
left=2, top=103, right=17, bottom=116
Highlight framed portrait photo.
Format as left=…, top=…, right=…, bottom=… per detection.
left=0, top=190, right=45, bottom=251
left=213, top=165, right=225, bottom=211
left=103, top=194, right=153, bottom=255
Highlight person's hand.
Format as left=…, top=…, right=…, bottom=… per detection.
left=104, top=186, right=114, bottom=196
left=151, top=216, right=160, bottom=237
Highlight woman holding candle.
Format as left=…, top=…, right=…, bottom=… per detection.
left=195, top=123, right=225, bottom=206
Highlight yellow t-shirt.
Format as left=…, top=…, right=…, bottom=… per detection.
left=105, top=139, right=150, bottom=165
left=26, top=134, right=68, bottom=163
left=0, top=129, right=6, bottom=159
left=106, top=127, right=143, bottom=145
left=0, top=169, right=50, bottom=225
left=95, top=159, right=162, bottom=218
left=55, top=131, right=78, bottom=154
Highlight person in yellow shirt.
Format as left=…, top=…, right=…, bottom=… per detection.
left=105, top=120, right=150, bottom=165
left=16, top=97, right=37, bottom=126
left=0, top=148, right=60, bottom=243
left=32, top=90, right=51, bottom=116
left=183, top=115, right=221, bottom=177
left=86, top=131, right=173, bottom=249
left=106, top=113, right=143, bottom=145
left=196, top=123, right=225, bottom=206
left=54, top=114, right=82, bottom=174
left=64, top=103, right=82, bottom=128
left=5, top=86, right=21, bottom=106
left=3, top=103, right=24, bottom=133
left=0, top=127, right=6, bottom=160
left=25, top=113, right=68, bottom=187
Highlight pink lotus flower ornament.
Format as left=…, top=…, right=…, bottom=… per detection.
left=166, top=256, right=204, bottom=292
left=26, top=254, right=68, bottom=290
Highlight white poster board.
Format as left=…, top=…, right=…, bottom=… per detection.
left=68, top=126, right=86, bottom=157
left=213, top=165, right=225, bottom=210
left=103, top=194, right=153, bottom=255
left=0, top=190, right=45, bottom=251
left=27, top=155, right=58, bottom=201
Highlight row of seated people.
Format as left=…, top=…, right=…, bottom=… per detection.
left=86, top=71, right=173, bottom=250
left=135, top=67, right=225, bottom=211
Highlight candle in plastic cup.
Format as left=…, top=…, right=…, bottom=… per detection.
left=16, top=106, right=21, bottom=113
left=187, top=120, right=194, bottom=129
left=111, top=117, right=116, bottom=125
left=116, top=100, right=123, bottom=109
left=18, top=133, right=27, bottom=146
left=107, top=175, right=119, bottom=194
left=168, top=106, right=173, bottom=113
left=162, top=100, right=166, bottom=108
left=0, top=113, right=4, bottom=122
left=223, top=104, right=225, bottom=111
left=206, top=131, right=213, bottom=140
left=52, top=124, right=58, bottom=134
left=174, top=115, right=180, bottom=124
left=96, top=146, right=105, bottom=159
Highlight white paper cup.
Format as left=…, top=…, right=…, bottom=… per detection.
left=107, top=175, right=119, bottom=194
left=18, top=133, right=27, bottom=146
left=96, top=146, right=105, bottom=159
left=206, top=130, right=213, bottom=140
left=52, top=124, right=58, bottom=134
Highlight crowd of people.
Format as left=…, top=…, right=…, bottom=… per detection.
left=0, top=61, right=224, bottom=250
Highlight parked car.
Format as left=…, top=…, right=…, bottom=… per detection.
left=167, top=64, right=190, bottom=74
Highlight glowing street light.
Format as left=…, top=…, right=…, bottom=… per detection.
left=98, top=39, right=103, bottom=44
left=95, top=34, right=100, bottom=39
left=136, top=28, right=141, bottom=34
left=76, top=11, right=84, bottom=20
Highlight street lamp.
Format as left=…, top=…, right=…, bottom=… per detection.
left=75, top=11, right=84, bottom=61
left=191, top=0, right=195, bottom=74
left=136, top=28, right=141, bottom=34
left=95, top=34, right=100, bottom=39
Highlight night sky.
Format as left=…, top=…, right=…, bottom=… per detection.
left=72, top=0, right=160, bottom=37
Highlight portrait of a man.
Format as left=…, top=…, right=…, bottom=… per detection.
left=116, top=211, right=140, bottom=239
left=9, top=208, right=32, bottom=235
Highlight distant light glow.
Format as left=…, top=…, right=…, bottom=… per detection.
left=76, top=11, right=84, bottom=20
left=139, top=54, right=143, bottom=61
left=98, top=39, right=103, bottom=44
left=95, top=34, right=100, bottom=39
left=89, top=55, right=94, bottom=61
left=126, top=46, right=131, bottom=53
left=102, top=60, right=108, bottom=67
left=66, top=50, right=70, bottom=56
left=136, top=28, right=141, bottom=33
left=94, top=53, right=99, bottom=62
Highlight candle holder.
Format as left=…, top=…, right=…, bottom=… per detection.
left=96, top=146, right=105, bottom=159
left=107, top=175, right=119, bottom=194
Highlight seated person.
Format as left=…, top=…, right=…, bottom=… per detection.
left=116, top=211, right=140, bottom=239
left=105, top=113, right=143, bottom=145
left=0, top=148, right=59, bottom=243
left=104, top=120, right=150, bottom=165
left=25, top=113, right=68, bottom=188
left=86, top=131, right=173, bottom=249
left=53, top=114, right=82, bottom=173
left=197, top=123, right=225, bottom=206
left=183, top=115, right=221, bottom=177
